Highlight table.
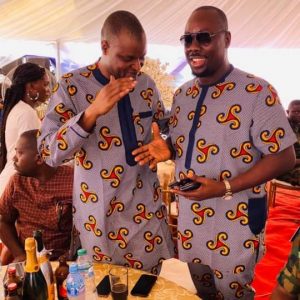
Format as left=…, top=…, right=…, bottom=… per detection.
left=0, top=262, right=200, bottom=299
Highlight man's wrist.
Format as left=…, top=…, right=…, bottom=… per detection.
left=222, top=180, right=233, bottom=200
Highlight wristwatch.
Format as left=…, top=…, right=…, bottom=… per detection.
left=222, top=180, right=233, bottom=200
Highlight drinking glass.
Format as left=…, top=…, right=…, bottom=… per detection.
left=109, top=266, right=128, bottom=300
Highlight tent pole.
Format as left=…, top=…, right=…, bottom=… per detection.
left=55, top=40, right=61, bottom=79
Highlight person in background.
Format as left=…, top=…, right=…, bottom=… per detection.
left=133, top=6, right=296, bottom=299
left=38, top=10, right=174, bottom=273
left=0, top=62, right=50, bottom=196
left=277, top=100, right=300, bottom=186
left=0, top=129, right=73, bottom=264
left=271, top=229, right=300, bottom=300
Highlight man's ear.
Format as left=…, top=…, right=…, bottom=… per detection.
left=101, top=40, right=109, bottom=55
left=225, top=31, right=231, bottom=49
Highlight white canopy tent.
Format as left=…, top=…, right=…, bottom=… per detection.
left=1, top=0, right=300, bottom=47
left=1, top=0, right=300, bottom=107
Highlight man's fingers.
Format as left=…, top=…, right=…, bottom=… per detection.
left=152, top=122, right=161, bottom=140
left=132, top=145, right=148, bottom=156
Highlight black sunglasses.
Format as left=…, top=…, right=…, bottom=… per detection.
left=180, top=30, right=227, bottom=46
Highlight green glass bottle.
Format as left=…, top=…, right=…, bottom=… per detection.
left=23, top=237, right=48, bottom=300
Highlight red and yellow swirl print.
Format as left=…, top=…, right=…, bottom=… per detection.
left=212, top=82, right=235, bottom=99
left=191, top=203, right=214, bottom=225
left=178, top=229, right=193, bottom=250
left=265, top=85, right=280, bottom=106
left=260, top=128, right=284, bottom=153
left=124, top=253, right=143, bottom=269
left=196, top=139, right=219, bottom=163
left=84, top=215, right=102, bottom=236
left=106, top=197, right=124, bottom=217
left=75, top=148, right=93, bottom=169
left=108, top=228, right=129, bottom=249
left=144, top=231, right=162, bottom=253
left=230, top=142, right=253, bottom=163
left=140, top=88, right=153, bottom=108
left=54, top=103, right=75, bottom=123
left=133, top=204, right=154, bottom=224
left=226, top=203, right=248, bottom=225
left=93, top=246, right=112, bottom=262
left=56, top=127, right=68, bottom=151
left=100, top=165, right=124, bottom=188
left=98, top=127, right=122, bottom=151
left=80, top=182, right=98, bottom=203
left=217, top=104, right=241, bottom=130
left=207, top=232, right=230, bottom=256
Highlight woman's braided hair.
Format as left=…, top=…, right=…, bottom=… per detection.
left=0, top=62, right=45, bottom=172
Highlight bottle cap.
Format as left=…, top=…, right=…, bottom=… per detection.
left=7, top=282, right=17, bottom=291
left=77, top=248, right=87, bottom=256
left=7, top=266, right=17, bottom=275
left=58, top=255, right=68, bottom=264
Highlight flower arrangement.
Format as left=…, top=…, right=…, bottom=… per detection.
left=141, top=57, right=174, bottom=109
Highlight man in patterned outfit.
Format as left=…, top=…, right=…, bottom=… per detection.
left=38, top=10, right=174, bottom=273
left=133, top=6, right=296, bottom=299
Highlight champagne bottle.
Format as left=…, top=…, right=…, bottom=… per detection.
left=23, top=237, right=48, bottom=300
left=33, top=230, right=55, bottom=300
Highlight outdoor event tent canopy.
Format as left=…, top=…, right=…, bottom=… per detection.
left=1, top=0, right=300, bottom=47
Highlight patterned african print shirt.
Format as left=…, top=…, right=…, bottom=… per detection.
left=38, top=63, right=174, bottom=273
left=168, top=66, right=297, bottom=299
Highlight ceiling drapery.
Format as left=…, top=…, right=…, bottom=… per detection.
left=1, top=0, right=300, bottom=48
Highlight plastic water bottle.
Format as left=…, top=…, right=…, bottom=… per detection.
left=76, top=249, right=96, bottom=299
left=66, top=263, right=85, bottom=299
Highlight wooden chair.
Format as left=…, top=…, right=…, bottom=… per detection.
left=267, top=179, right=300, bottom=208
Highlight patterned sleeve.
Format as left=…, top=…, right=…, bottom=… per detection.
left=250, top=82, right=296, bottom=154
left=38, top=77, right=90, bottom=167
left=0, top=176, right=18, bottom=222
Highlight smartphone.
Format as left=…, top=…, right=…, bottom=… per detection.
left=168, top=178, right=201, bottom=191
left=130, top=274, right=157, bottom=297
left=96, top=275, right=110, bottom=297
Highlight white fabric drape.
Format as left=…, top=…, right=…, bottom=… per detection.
left=0, top=0, right=300, bottom=48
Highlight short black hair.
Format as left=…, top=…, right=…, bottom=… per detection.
left=193, top=6, right=228, bottom=30
left=20, top=129, right=39, bottom=152
left=101, top=10, right=145, bottom=41
left=289, top=100, right=300, bottom=107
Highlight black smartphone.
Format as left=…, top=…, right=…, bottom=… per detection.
left=168, top=178, right=201, bottom=191
left=96, top=275, right=110, bottom=297
left=131, top=274, right=157, bottom=297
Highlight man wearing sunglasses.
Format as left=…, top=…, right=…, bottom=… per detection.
left=133, top=5, right=296, bottom=299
